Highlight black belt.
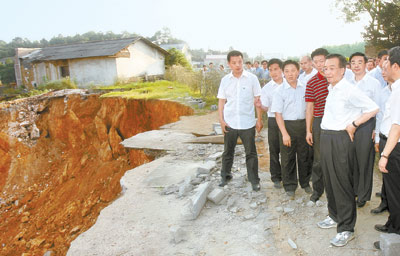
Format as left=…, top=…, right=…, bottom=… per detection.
left=380, top=133, right=388, bottom=140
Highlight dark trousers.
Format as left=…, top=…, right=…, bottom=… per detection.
left=310, top=117, right=324, bottom=202
left=381, top=136, right=400, bottom=234
left=321, top=130, right=356, bottom=233
left=379, top=135, right=388, bottom=209
left=279, top=119, right=310, bottom=192
left=221, top=126, right=260, bottom=185
left=354, top=117, right=376, bottom=202
left=268, top=117, right=281, bottom=182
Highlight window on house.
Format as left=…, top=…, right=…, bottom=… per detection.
left=60, top=65, right=70, bottom=78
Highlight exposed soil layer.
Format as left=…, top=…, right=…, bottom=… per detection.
left=0, top=90, right=193, bottom=255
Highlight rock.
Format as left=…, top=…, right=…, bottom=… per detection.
left=181, top=182, right=212, bottom=220
left=229, top=206, right=239, bottom=213
left=69, top=226, right=81, bottom=236
left=227, top=196, right=237, bottom=208
left=258, top=198, right=267, bottom=204
left=30, top=123, right=40, bottom=140
left=296, top=198, right=303, bottom=204
left=306, top=201, right=315, bottom=207
left=197, top=161, right=216, bottom=175
left=316, top=200, right=324, bottom=207
left=275, top=207, right=283, bottom=212
left=244, top=213, right=256, bottom=220
left=288, top=238, right=297, bottom=249
left=284, top=207, right=295, bottom=214
left=207, top=152, right=223, bottom=161
left=170, top=226, right=186, bottom=244
left=250, top=202, right=258, bottom=209
left=43, top=251, right=54, bottom=256
left=207, top=188, right=226, bottom=204
left=190, top=178, right=203, bottom=186
left=31, top=237, right=45, bottom=247
left=198, top=102, right=206, bottom=109
left=380, top=233, right=400, bottom=256
left=21, top=216, right=29, bottom=223
left=187, top=145, right=194, bottom=151
left=178, top=183, right=193, bottom=197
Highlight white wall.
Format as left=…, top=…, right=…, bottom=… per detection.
left=69, top=58, right=117, bottom=87
left=115, top=41, right=165, bottom=80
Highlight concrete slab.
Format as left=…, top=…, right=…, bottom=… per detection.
left=121, top=130, right=195, bottom=151
left=144, top=159, right=203, bottom=187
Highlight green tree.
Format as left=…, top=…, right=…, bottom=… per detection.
left=335, top=0, right=400, bottom=50
left=165, top=48, right=192, bottom=70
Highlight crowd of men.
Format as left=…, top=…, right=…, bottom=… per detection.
left=216, top=47, right=400, bottom=249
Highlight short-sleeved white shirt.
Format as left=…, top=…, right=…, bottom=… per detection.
left=369, top=66, right=388, bottom=88
left=271, top=79, right=306, bottom=120
left=298, top=68, right=317, bottom=85
left=321, top=78, right=379, bottom=131
left=376, top=86, right=391, bottom=142
left=217, top=70, right=261, bottom=129
left=260, top=79, right=283, bottom=118
left=380, top=78, right=400, bottom=142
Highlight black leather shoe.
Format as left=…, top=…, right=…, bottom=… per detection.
left=219, top=175, right=232, bottom=187
left=252, top=183, right=261, bottom=191
left=370, top=205, right=388, bottom=214
left=357, top=201, right=366, bottom=208
left=374, top=224, right=389, bottom=233
left=374, top=241, right=380, bottom=250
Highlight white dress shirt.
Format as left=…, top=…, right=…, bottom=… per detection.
left=260, top=79, right=283, bottom=117
left=321, top=78, right=379, bottom=131
left=271, top=79, right=306, bottom=120
left=344, top=68, right=355, bottom=82
left=217, top=70, right=261, bottom=129
left=298, top=68, right=318, bottom=85
left=376, top=85, right=392, bottom=142
left=380, top=78, right=400, bottom=142
left=369, top=66, right=387, bottom=88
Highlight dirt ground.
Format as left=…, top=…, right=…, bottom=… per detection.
left=161, top=111, right=386, bottom=255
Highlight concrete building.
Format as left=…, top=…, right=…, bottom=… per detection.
left=15, top=37, right=168, bottom=89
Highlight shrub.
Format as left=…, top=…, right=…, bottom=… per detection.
left=38, top=78, right=77, bottom=90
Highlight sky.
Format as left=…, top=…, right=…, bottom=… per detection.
left=2, top=0, right=368, bottom=57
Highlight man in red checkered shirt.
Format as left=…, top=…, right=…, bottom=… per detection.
left=305, top=48, right=330, bottom=203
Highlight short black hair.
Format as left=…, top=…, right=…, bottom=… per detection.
left=268, top=58, right=283, bottom=69
left=388, top=46, right=400, bottom=67
left=261, top=60, right=268, bottom=65
left=349, top=52, right=367, bottom=63
left=209, top=62, right=213, bottom=65
left=326, top=54, right=347, bottom=69
left=227, top=50, right=243, bottom=62
left=311, top=48, right=329, bottom=59
left=283, top=60, right=299, bottom=71
left=245, top=61, right=251, bottom=65
left=378, top=49, right=389, bottom=59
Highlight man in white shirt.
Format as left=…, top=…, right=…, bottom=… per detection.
left=299, top=56, right=318, bottom=85
left=258, top=59, right=284, bottom=188
left=369, top=50, right=389, bottom=88
left=317, top=54, right=379, bottom=247
left=371, top=60, right=393, bottom=215
left=217, top=50, right=263, bottom=191
left=349, top=52, right=382, bottom=208
left=374, top=46, right=400, bottom=249
left=271, top=60, right=311, bottom=199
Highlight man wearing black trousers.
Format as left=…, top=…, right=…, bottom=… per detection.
left=374, top=46, right=400, bottom=250
left=217, top=50, right=263, bottom=191
left=317, top=54, right=379, bottom=247
left=349, top=52, right=382, bottom=208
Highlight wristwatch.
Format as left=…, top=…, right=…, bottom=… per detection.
left=381, top=152, right=388, bottom=159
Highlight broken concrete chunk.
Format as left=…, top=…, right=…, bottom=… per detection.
left=275, top=207, right=283, bottom=212
left=197, top=161, right=217, bottom=175
left=380, top=233, right=400, bottom=256
left=162, top=184, right=179, bottom=195
left=250, top=202, right=258, bottom=209
left=288, top=238, right=297, bottom=249
left=306, top=201, right=315, bottom=207
left=170, top=226, right=186, bottom=244
left=181, top=182, right=212, bottom=220
left=316, top=200, right=324, bottom=207
left=207, top=152, right=223, bottom=161
left=284, top=207, right=294, bottom=214
left=207, top=188, right=226, bottom=204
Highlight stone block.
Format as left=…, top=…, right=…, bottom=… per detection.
left=207, top=188, right=226, bottom=204
left=381, top=233, right=400, bottom=256
left=181, top=182, right=212, bottom=220
left=207, top=152, right=223, bottom=161
left=197, top=161, right=216, bottom=175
